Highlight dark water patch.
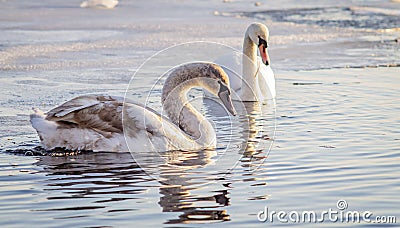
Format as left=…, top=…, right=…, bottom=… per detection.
left=107, top=208, right=137, bottom=213
left=164, top=209, right=230, bottom=224
left=35, top=206, right=106, bottom=211
left=293, top=82, right=323, bottom=85
left=54, top=215, right=90, bottom=220
left=242, top=7, right=400, bottom=30
left=4, top=146, right=88, bottom=157
left=289, top=63, right=400, bottom=71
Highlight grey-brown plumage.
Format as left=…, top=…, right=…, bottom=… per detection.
left=46, top=95, right=124, bottom=134
left=162, top=62, right=230, bottom=104
left=30, top=62, right=235, bottom=152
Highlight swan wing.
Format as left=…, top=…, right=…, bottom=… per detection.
left=44, top=94, right=197, bottom=151
left=257, top=58, right=276, bottom=99
left=123, top=102, right=197, bottom=152
left=215, top=53, right=276, bottom=101
left=214, top=52, right=242, bottom=92
left=45, top=95, right=124, bottom=133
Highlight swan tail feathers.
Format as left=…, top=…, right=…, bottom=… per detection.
left=30, top=108, right=59, bottom=149
left=30, top=107, right=45, bottom=118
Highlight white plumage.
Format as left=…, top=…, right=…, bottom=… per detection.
left=215, top=23, right=276, bottom=103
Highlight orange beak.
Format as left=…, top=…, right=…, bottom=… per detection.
left=259, top=44, right=270, bottom=66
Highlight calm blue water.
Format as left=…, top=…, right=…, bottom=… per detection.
left=0, top=0, right=399, bottom=227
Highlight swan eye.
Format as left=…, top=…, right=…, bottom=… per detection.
left=258, top=35, right=268, bottom=48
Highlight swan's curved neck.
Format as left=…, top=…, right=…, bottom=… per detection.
left=162, top=75, right=216, bottom=147
left=241, top=31, right=260, bottom=100
left=243, top=33, right=258, bottom=64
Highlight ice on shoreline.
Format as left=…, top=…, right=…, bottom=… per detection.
left=0, top=0, right=399, bottom=71
left=80, top=0, right=118, bottom=9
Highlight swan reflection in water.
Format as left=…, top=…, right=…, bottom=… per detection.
left=32, top=149, right=231, bottom=223
left=32, top=100, right=273, bottom=224
left=157, top=148, right=231, bottom=223
left=203, top=97, right=275, bottom=169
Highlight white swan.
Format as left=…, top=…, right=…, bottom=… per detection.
left=30, top=63, right=236, bottom=152
left=215, top=22, right=276, bottom=102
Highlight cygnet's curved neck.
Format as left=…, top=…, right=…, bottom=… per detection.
left=241, top=30, right=260, bottom=101
left=162, top=69, right=216, bottom=147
